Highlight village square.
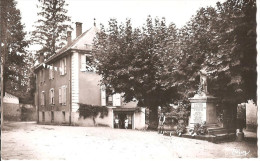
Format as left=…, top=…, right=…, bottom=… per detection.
left=0, top=0, right=258, bottom=160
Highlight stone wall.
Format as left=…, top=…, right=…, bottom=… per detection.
left=3, top=103, right=36, bottom=121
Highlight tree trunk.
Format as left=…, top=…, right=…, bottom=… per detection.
left=148, top=106, right=158, bottom=130
left=1, top=0, right=7, bottom=126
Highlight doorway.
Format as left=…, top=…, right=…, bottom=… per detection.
left=114, top=112, right=133, bottom=129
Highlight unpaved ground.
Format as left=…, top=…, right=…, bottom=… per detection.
left=1, top=122, right=258, bottom=160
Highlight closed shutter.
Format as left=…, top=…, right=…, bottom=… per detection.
left=43, top=92, right=45, bottom=105
left=64, top=58, right=67, bottom=74
left=113, top=93, right=121, bottom=106
left=61, top=86, right=64, bottom=105
left=52, top=88, right=55, bottom=104
left=101, top=85, right=106, bottom=106
left=81, top=54, right=86, bottom=71
left=59, top=88, right=62, bottom=104
left=40, top=92, right=43, bottom=105
left=49, top=89, right=51, bottom=104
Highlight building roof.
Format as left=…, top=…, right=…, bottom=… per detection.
left=34, top=26, right=99, bottom=71
left=3, top=92, right=19, bottom=104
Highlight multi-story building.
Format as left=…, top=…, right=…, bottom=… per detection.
left=34, top=22, right=145, bottom=129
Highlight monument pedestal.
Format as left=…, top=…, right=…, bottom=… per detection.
left=188, top=93, right=219, bottom=129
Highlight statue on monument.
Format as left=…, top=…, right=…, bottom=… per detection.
left=199, top=69, right=208, bottom=95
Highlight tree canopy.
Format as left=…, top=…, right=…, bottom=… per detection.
left=31, top=0, right=72, bottom=59
left=93, top=0, right=256, bottom=128
left=0, top=0, right=33, bottom=102
left=93, top=17, right=180, bottom=128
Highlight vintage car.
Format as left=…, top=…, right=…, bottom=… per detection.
left=159, top=116, right=178, bottom=136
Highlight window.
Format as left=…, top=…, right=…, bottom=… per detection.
left=81, top=54, right=95, bottom=72
left=40, top=69, right=45, bottom=84
left=59, top=85, right=67, bottom=105
left=49, top=64, right=54, bottom=79
left=41, top=91, right=45, bottom=106
left=49, top=88, right=55, bottom=105
left=60, top=58, right=67, bottom=75
left=112, top=93, right=121, bottom=106
left=100, top=85, right=121, bottom=106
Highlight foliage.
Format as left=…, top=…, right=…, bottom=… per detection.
left=163, top=103, right=190, bottom=124
left=78, top=103, right=108, bottom=119
left=176, top=120, right=187, bottom=136
left=188, top=122, right=207, bottom=136
left=21, top=106, right=36, bottom=121
left=31, top=0, right=72, bottom=59
left=93, top=17, right=180, bottom=129
left=175, top=0, right=256, bottom=106
left=92, top=0, right=256, bottom=129
left=0, top=0, right=34, bottom=101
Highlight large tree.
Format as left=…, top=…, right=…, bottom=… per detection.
left=93, top=0, right=256, bottom=130
left=0, top=0, right=30, bottom=100
left=31, top=0, right=72, bottom=59
left=168, top=0, right=256, bottom=127
left=93, top=17, right=180, bottom=129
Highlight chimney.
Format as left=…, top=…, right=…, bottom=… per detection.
left=39, top=52, right=44, bottom=64
left=76, top=22, right=82, bottom=37
left=67, top=31, right=72, bottom=44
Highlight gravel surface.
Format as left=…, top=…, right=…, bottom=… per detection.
left=1, top=122, right=258, bottom=160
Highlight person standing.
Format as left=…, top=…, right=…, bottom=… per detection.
left=115, top=116, right=119, bottom=128
left=158, top=113, right=165, bottom=134
left=124, top=117, right=129, bottom=129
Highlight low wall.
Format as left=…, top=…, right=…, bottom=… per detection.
left=3, top=103, right=36, bottom=121
left=77, top=108, right=113, bottom=127
left=3, top=103, right=21, bottom=121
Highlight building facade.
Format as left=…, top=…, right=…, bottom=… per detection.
left=34, top=22, right=145, bottom=129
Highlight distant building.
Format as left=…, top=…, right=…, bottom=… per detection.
left=34, top=22, right=145, bottom=129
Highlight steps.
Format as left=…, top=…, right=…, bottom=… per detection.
left=181, top=133, right=236, bottom=143
left=207, top=127, right=228, bottom=135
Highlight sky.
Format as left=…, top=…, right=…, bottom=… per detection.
left=16, top=0, right=226, bottom=42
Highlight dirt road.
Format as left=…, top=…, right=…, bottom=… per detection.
left=1, top=122, right=257, bottom=160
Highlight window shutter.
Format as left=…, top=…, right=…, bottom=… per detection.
left=64, top=58, right=67, bottom=74
left=61, top=86, right=64, bottom=105
left=40, top=92, right=43, bottom=105
left=64, top=86, right=67, bottom=105
left=60, top=60, right=63, bottom=75
left=49, top=89, right=51, bottom=104
left=59, top=88, right=61, bottom=104
left=51, top=64, right=54, bottom=79
left=53, top=89, right=55, bottom=104
left=81, top=54, right=86, bottom=71
left=101, top=85, right=106, bottom=106
left=43, top=92, right=45, bottom=105
left=113, top=93, right=121, bottom=106
left=42, top=70, right=45, bottom=82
